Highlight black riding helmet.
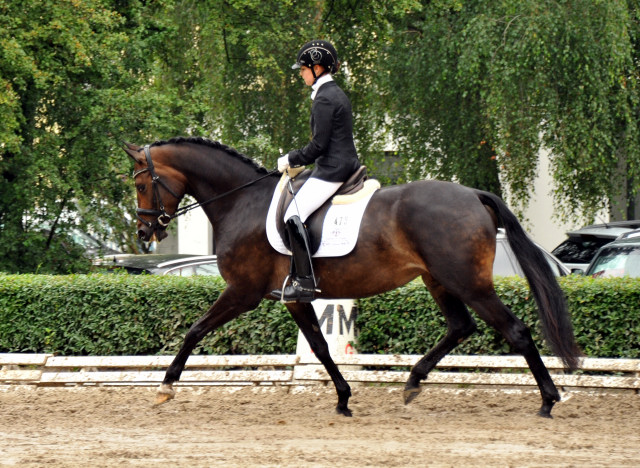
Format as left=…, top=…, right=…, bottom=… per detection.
left=292, top=40, right=339, bottom=80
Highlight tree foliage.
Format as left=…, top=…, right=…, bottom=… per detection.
left=379, top=0, right=640, bottom=219
left=0, top=0, right=189, bottom=272
left=1, top=0, right=639, bottom=272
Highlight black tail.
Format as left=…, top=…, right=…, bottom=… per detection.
left=475, top=190, right=582, bottom=371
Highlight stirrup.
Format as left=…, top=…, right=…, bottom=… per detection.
left=279, top=275, right=291, bottom=303
left=271, top=276, right=318, bottom=304
left=281, top=283, right=316, bottom=304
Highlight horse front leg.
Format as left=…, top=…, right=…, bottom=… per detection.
left=286, top=302, right=352, bottom=416
left=155, top=289, right=260, bottom=405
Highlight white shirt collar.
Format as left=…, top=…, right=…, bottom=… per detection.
left=311, top=74, right=334, bottom=100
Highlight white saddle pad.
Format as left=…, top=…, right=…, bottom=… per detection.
left=266, top=174, right=379, bottom=257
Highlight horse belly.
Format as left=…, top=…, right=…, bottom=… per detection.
left=314, top=249, right=426, bottom=299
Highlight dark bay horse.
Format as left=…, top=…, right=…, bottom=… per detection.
left=123, top=136, right=581, bottom=418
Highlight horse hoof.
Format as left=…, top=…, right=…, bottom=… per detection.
left=154, top=384, right=176, bottom=406
left=537, top=406, right=554, bottom=418
left=336, top=406, right=353, bottom=417
left=403, top=386, right=422, bottom=405
left=537, top=399, right=556, bottom=418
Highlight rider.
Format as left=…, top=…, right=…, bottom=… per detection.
left=271, top=39, right=361, bottom=303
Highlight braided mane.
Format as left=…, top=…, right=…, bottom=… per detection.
left=150, top=136, right=269, bottom=174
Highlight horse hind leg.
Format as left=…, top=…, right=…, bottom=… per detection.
left=468, top=293, right=561, bottom=418
left=404, top=284, right=477, bottom=405
left=286, top=302, right=352, bottom=416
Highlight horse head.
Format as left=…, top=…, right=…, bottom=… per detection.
left=123, top=142, right=187, bottom=242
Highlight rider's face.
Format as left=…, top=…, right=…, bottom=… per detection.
left=299, top=65, right=324, bottom=86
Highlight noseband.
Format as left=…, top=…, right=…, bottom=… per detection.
left=132, top=144, right=279, bottom=231
left=133, top=145, right=180, bottom=230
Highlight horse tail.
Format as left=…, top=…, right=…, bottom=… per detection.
left=475, top=189, right=581, bottom=371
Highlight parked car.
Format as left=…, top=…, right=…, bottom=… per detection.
left=495, top=229, right=570, bottom=277
left=93, top=254, right=220, bottom=276
left=551, top=220, right=640, bottom=271
left=583, top=229, right=640, bottom=278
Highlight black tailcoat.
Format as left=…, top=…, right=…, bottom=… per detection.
left=288, top=81, right=361, bottom=182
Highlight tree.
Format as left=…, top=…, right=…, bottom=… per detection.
left=147, top=0, right=415, bottom=174
left=3, top=0, right=639, bottom=273
left=158, top=0, right=640, bottom=222
left=378, top=0, right=640, bottom=221
left=0, top=0, right=191, bottom=272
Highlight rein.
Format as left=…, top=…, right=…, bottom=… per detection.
left=133, top=145, right=278, bottom=229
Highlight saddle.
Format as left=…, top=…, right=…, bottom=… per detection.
left=275, top=166, right=372, bottom=253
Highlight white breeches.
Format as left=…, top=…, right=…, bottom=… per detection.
left=284, top=177, right=342, bottom=222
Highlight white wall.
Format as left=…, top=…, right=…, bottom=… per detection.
left=516, top=147, right=608, bottom=250
left=155, top=207, right=213, bottom=255
left=518, top=147, right=572, bottom=250
left=178, top=208, right=213, bottom=255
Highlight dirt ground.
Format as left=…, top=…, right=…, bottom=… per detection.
left=1, top=384, right=639, bottom=467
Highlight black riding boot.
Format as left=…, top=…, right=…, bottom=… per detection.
left=271, top=216, right=317, bottom=303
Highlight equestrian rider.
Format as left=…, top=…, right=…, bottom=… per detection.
left=271, top=40, right=361, bottom=303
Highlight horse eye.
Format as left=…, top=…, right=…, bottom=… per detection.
left=137, top=184, right=146, bottom=193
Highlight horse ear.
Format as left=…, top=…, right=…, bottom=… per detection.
left=122, top=142, right=144, bottom=163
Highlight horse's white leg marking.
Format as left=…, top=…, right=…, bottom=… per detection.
left=154, top=383, right=176, bottom=405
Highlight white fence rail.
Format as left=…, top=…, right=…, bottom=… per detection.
left=1, top=353, right=639, bottom=391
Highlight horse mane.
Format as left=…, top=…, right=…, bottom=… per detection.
left=150, top=136, right=270, bottom=174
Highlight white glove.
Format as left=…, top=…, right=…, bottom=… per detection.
left=277, top=154, right=290, bottom=173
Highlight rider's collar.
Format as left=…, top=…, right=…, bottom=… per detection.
left=311, top=74, right=334, bottom=100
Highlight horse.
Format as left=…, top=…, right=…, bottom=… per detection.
left=123, top=136, right=582, bottom=418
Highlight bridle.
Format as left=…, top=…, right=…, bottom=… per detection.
left=133, top=145, right=180, bottom=230
left=133, top=145, right=175, bottom=228
left=133, top=144, right=278, bottom=230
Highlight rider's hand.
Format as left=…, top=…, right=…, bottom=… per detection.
left=277, top=154, right=290, bottom=173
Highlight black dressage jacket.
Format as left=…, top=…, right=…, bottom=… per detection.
left=287, top=80, right=361, bottom=182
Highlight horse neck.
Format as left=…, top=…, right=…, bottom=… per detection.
left=167, top=144, right=277, bottom=232
left=177, top=147, right=260, bottom=194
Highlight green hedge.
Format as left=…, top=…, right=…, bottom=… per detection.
left=356, top=276, right=640, bottom=358
left=0, top=274, right=297, bottom=356
left=0, top=274, right=639, bottom=358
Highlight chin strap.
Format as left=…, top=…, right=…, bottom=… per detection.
left=311, top=68, right=328, bottom=84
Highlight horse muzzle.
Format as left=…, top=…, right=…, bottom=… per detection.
left=137, top=208, right=172, bottom=242
left=137, top=224, right=169, bottom=242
